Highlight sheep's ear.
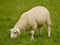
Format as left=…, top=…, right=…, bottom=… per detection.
left=17, top=29, right=20, bottom=35
left=16, top=31, right=18, bottom=35
left=17, top=31, right=20, bottom=35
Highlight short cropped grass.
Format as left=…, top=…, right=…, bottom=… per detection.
left=0, top=0, right=60, bottom=45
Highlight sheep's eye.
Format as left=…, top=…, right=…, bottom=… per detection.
left=14, top=32, right=16, bottom=34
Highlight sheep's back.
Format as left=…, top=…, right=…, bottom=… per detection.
left=26, top=6, right=50, bottom=25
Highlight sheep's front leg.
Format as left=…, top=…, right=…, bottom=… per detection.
left=30, top=24, right=37, bottom=40
left=30, top=30, right=34, bottom=40
left=30, top=22, right=37, bottom=40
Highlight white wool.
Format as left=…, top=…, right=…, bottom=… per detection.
left=14, top=6, right=51, bottom=30
left=10, top=6, right=51, bottom=40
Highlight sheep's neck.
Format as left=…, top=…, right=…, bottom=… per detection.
left=14, top=19, right=27, bottom=31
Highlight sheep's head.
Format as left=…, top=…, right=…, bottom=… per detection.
left=9, top=28, right=20, bottom=39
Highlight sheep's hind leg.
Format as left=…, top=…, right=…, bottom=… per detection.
left=38, top=25, right=43, bottom=35
left=46, top=18, right=51, bottom=37
left=39, top=27, right=42, bottom=35
left=48, top=26, right=51, bottom=37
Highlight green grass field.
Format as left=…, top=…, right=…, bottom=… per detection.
left=0, top=0, right=60, bottom=45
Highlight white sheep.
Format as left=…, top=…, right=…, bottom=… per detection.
left=9, top=6, right=51, bottom=40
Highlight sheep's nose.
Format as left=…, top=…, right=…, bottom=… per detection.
left=10, top=36, right=14, bottom=39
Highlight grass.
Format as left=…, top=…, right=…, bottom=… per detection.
left=0, top=0, right=60, bottom=45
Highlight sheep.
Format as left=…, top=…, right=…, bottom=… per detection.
left=9, top=6, right=51, bottom=40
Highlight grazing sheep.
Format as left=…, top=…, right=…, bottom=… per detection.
left=9, top=6, right=51, bottom=40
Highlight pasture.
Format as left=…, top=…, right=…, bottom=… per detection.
left=0, top=0, right=60, bottom=45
